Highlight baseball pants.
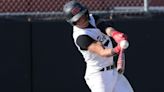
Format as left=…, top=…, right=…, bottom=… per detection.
left=84, top=68, right=134, bottom=92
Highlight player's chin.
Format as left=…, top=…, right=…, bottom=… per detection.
left=82, top=22, right=89, bottom=27
left=78, top=21, right=88, bottom=28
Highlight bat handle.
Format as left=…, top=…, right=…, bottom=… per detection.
left=117, top=48, right=125, bottom=74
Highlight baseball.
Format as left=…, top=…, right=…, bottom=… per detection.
left=120, top=40, right=129, bottom=49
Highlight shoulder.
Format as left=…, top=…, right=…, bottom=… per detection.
left=73, top=26, right=87, bottom=37
left=73, top=26, right=95, bottom=38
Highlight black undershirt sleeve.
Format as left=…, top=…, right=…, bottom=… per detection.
left=76, top=35, right=96, bottom=50
left=96, top=21, right=113, bottom=35
left=92, top=14, right=114, bottom=35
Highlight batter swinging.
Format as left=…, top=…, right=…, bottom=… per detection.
left=63, top=1, right=134, bottom=92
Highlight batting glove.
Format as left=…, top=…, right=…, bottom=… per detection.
left=111, top=31, right=128, bottom=44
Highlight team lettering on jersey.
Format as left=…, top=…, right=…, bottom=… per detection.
left=97, top=34, right=110, bottom=47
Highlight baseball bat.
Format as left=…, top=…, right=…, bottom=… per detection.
left=117, top=48, right=125, bottom=74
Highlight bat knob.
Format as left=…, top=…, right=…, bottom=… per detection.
left=118, top=69, right=123, bottom=74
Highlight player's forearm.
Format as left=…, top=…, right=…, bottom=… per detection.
left=88, top=42, right=121, bottom=57
left=88, top=42, right=113, bottom=57
left=99, top=48, right=116, bottom=57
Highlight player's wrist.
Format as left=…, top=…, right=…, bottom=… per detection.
left=112, top=45, right=121, bottom=54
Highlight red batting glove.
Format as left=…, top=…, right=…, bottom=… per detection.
left=113, top=45, right=121, bottom=54
left=111, top=31, right=127, bottom=43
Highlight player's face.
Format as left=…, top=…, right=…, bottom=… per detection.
left=75, top=15, right=89, bottom=28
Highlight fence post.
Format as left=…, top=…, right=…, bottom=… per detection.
left=144, top=0, right=149, bottom=12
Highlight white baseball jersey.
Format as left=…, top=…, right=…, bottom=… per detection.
left=73, top=14, right=114, bottom=74
left=72, top=14, right=134, bottom=92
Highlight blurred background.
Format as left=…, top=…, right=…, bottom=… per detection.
left=0, top=0, right=164, bottom=92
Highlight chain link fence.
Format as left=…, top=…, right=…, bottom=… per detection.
left=0, top=0, right=164, bottom=21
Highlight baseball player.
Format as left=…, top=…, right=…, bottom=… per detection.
left=63, top=1, right=134, bottom=92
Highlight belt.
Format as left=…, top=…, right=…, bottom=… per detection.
left=100, top=65, right=115, bottom=72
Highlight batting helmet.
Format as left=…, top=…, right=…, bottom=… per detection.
left=63, top=1, right=89, bottom=25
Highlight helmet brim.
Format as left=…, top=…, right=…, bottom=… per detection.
left=69, top=9, right=87, bottom=23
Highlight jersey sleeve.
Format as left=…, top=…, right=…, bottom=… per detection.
left=76, top=35, right=96, bottom=50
